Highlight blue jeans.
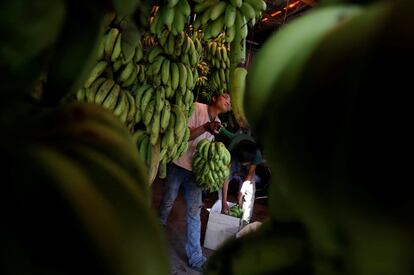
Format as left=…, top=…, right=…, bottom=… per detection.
left=159, top=164, right=206, bottom=268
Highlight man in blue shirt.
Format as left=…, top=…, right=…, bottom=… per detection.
left=215, top=130, right=262, bottom=225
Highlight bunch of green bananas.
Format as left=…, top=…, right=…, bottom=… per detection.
left=149, top=0, right=192, bottom=35
left=228, top=204, right=243, bottom=218
left=156, top=29, right=203, bottom=66
left=192, top=0, right=267, bottom=42
left=144, top=46, right=198, bottom=93
left=76, top=76, right=137, bottom=129
left=205, top=37, right=231, bottom=90
left=73, top=19, right=144, bottom=130
left=132, top=28, right=201, bottom=180
left=2, top=102, right=169, bottom=275
left=132, top=129, right=161, bottom=183
left=159, top=104, right=191, bottom=163
left=206, top=37, right=230, bottom=69
left=192, top=139, right=231, bottom=192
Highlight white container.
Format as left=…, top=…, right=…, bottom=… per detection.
left=203, top=200, right=241, bottom=250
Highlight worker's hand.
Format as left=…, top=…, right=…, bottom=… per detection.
left=204, top=121, right=221, bottom=135
left=221, top=201, right=229, bottom=214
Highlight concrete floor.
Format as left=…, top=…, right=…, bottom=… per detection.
left=151, top=177, right=270, bottom=274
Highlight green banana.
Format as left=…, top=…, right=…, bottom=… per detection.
left=173, top=105, right=186, bottom=140
left=119, top=92, right=130, bottom=123
left=138, top=134, right=149, bottom=165
left=171, top=62, right=180, bottom=91
left=143, top=100, right=155, bottom=127
left=240, top=2, right=256, bottom=22
left=160, top=100, right=171, bottom=133
left=167, top=0, right=179, bottom=8
left=225, top=25, right=236, bottom=43
left=113, top=89, right=127, bottom=117
left=151, top=55, right=165, bottom=76
left=244, top=0, right=267, bottom=12
left=229, top=0, right=242, bottom=8
left=132, top=129, right=147, bottom=145
left=158, top=159, right=167, bottom=179
left=113, top=59, right=123, bottom=72
left=161, top=58, right=171, bottom=86
left=118, top=61, right=135, bottom=83
left=229, top=67, right=248, bottom=128
left=172, top=12, right=185, bottom=33
left=209, top=1, right=227, bottom=21
left=155, top=88, right=165, bottom=113
left=194, top=0, right=219, bottom=13
left=224, top=4, right=237, bottom=28
left=165, top=85, right=174, bottom=99
left=162, top=114, right=175, bottom=149
left=121, top=64, right=138, bottom=88
left=178, top=63, right=187, bottom=91
left=133, top=42, right=144, bottom=63
left=111, top=32, right=122, bottom=62
left=86, top=77, right=106, bottom=103
left=125, top=90, right=136, bottom=124
left=76, top=88, right=86, bottom=101
left=159, top=29, right=170, bottom=48
left=162, top=7, right=175, bottom=31
left=177, top=0, right=191, bottom=17
left=84, top=61, right=108, bottom=88
left=96, top=35, right=105, bottom=61
left=104, top=28, right=120, bottom=60
left=95, top=78, right=115, bottom=105
left=210, top=15, right=225, bottom=38
left=140, top=86, right=154, bottom=114
left=134, top=84, right=151, bottom=113
left=150, top=112, right=161, bottom=145
left=102, top=83, right=121, bottom=110
left=186, top=66, right=194, bottom=89
left=147, top=47, right=163, bottom=63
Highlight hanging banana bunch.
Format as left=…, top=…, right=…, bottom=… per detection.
left=192, top=139, right=231, bottom=192
left=192, top=0, right=267, bottom=42
left=74, top=16, right=145, bottom=131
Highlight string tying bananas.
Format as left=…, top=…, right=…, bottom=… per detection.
left=192, top=139, right=231, bottom=192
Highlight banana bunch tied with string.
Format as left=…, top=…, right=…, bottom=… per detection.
left=192, top=139, right=231, bottom=192
left=192, top=0, right=267, bottom=42
left=149, top=0, right=192, bottom=35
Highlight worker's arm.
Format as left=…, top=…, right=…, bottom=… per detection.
left=221, top=179, right=229, bottom=214
left=238, top=164, right=256, bottom=206
left=244, top=164, right=257, bottom=182
left=189, top=121, right=221, bottom=140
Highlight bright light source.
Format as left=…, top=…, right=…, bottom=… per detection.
left=289, top=1, right=301, bottom=8
left=271, top=11, right=282, bottom=17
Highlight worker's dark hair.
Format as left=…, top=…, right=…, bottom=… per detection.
left=233, top=140, right=259, bottom=163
